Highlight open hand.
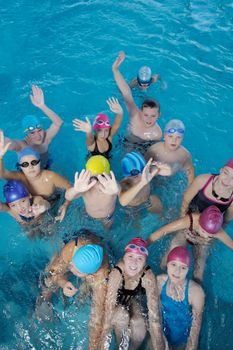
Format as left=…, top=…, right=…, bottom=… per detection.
left=30, top=85, right=45, bottom=108
left=74, top=170, right=97, bottom=193
left=141, top=158, right=160, bottom=185
left=73, top=117, right=92, bottom=134
left=97, top=171, right=119, bottom=195
left=0, top=130, right=11, bottom=159
left=112, top=51, right=126, bottom=72
left=106, top=97, right=123, bottom=116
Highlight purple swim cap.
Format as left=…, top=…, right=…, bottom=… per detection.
left=3, top=180, right=30, bottom=203
left=199, top=205, right=223, bottom=234
left=224, top=158, right=233, bottom=170
left=167, top=246, right=191, bottom=267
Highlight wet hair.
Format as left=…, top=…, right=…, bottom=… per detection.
left=141, top=99, right=160, bottom=112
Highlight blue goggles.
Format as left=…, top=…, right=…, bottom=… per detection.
left=130, top=169, right=141, bottom=176
left=166, top=127, right=185, bottom=135
left=24, top=124, right=42, bottom=133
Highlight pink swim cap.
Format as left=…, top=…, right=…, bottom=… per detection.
left=93, top=114, right=111, bottom=131
left=167, top=246, right=191, bottom=267
left=199, top=205, right=223, bottom=234
left=224, top=158, right=233, bottom=169
left=125, top=237, right=148, bottom=256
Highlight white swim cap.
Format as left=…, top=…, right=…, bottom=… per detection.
left=137, top=66, right=152, bottom=85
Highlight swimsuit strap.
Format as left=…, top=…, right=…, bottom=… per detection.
left=201, top=174, right=215, bottom=190
left=185, top=279, right=190, bottom=302
left=188, top=212, right=193, bottom=231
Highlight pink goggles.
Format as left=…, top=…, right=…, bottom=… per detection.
left=93, top=114, right=111, bottom=131
left=125, top=244, right=148, bottom=256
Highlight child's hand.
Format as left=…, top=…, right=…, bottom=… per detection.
left=73, top=117, right=92, bottom=134
left=106, top=97, right=123, bottom=116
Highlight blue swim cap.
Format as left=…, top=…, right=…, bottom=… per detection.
left=72, top=244, right=104, bottom=274
left=121, top=152, right=146, bottom=177
left=17, top=147, right=40, bottom=163
left=137, top=66, right=152, bottom=86
left=3, top=180, right=30, bottom=203
left=22, top=115, right=42, bottom=134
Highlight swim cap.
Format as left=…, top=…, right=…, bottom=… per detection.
left=86, top=155, right=110, bottom=175
left=3, top=180, right=29, bottom=203
left=164, top=119, right=185, bottom=137
left=137, top=66, right=152, bottom=86
left=167, top=246, right=191, bottom=267
left=22, top=115, right=42, bottom=134
left=125, top=236, right=148, bottom=256
left=72, top=244, right=104, bottom=274
left=17, top=147, right=40, bottom=163
left=199, top=205, right=223, bottom=234
left=93, top=114, right=111, bottom=131
left=224, top=158, right=233, bottom=170
left=121, top=152, right=146, bottom=177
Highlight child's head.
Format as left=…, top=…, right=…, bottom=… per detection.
left=121, top=151, right=146, bottom=178
left=164, top=119, right=185, bottom=151
left=198, top=206, right=223, bottom=236
left=137, top=66, right=152, bottom=88
left=22, top=115, right=45, bottom=145
left=3, top=180, right=31, bottom=216
left=93, top=114, right=111, bottom=140
left=17, top=147, right=41, bottom=178
left=167, top=246, right=190, bottom=284
left=123, top=237, right=148, bottom=277
left=140, top=99, right=160, bottom=128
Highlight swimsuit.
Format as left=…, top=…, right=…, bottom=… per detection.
left=114, top=265, right=150, bottom=309
left=160, top=278, right=192, bottom=346
left=89, top=136, right=112, bottom=159
left=189, top=175, right=233, bottom=213
left=184, top=212, right=211, bottom=245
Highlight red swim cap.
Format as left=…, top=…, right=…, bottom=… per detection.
left=167, top=246, right=191, bottom=267
left=224, top=158, right=233, bottom=169
left=93, top=114, right=111, bottom=131
left=199, top=205, right=223, bottom=234
left=125, top=236, right=148, bottom=256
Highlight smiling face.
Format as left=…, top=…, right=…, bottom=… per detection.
left=123, top=251, right=147, bottom=277
left=167, top=260, right=189, bottom=284
left=141, top=106, right=160, bottom=128
left=96, top=128, right=110, bottom=140
left=26, top=128, right=45, bottom=145
left=8, top=196, right=31, bottom=216
left=218, top=166, right=233, bottom=190
left=19, top=155, right=41, bottom=178
left=164, top=133, right=183, bottom=151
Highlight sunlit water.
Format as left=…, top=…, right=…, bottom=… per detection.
left=0, top=1, right=233, bottom=349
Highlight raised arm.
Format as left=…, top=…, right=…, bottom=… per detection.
left=186, top=283, right=205, bottom=350
left=112, top=51, right=138, bottom=117
left=30, top=85, right=63, bottom=145
left=100, top=268, right=122, bottom=350
left=148, top=215, right=190, bottom=245
left=72, top=117, right=95, bottom=149
left=142, top=270, right=165, bottom=350
left=180, top=174, right=208, bottom=217
left=65, top=170, right=97, bottom=201
left=106, top=97, right=123, bottom=137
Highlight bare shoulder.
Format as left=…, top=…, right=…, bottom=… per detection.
left=188, top=280, right=205, bottom=305
left=156, top=274, right=167, bottom=292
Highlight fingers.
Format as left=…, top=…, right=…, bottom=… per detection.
left=74, top=171, right=79, bottom=184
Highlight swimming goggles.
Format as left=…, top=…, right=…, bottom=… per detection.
left=94, top=120, right=111, bottom=127
left=24, top=124, right=42, bottom=133
left=18, top=159, right=41, bottom=168
left=166, top=128, right=184, bottom=134
left=125, top=243, right=148, bottom=256
left=130, top=169, right=140, bottom=176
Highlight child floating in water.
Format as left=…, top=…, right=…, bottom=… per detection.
left=157, top=246, right=205, bottom=350
left=100, top=237, right=164, bottom=350
left=148, top=205, right=233, bottom=281
left=2, top=85, right=63, bottom=169
left=145, top=119, right=194, bottom=185
left=112, top=51, right=162, bottom=147
left=65, top=155, right=119, bottom=228
left=72, top=97, right=123, bottom=160
left=38, top=229, right=109, bottom=350
left=130, top=66, right=160, bottom=90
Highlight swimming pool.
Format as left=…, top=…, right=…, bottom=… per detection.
left=0, top=1, right=233, bottom=349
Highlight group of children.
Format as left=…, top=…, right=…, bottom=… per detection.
left=1, top=51, right=233, bottom=349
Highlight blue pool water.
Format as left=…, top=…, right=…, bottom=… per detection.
left=0, top=1, right=233, bottom=349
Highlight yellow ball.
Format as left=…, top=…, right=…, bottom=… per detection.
left=86, top=155, right=110, bottom=175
